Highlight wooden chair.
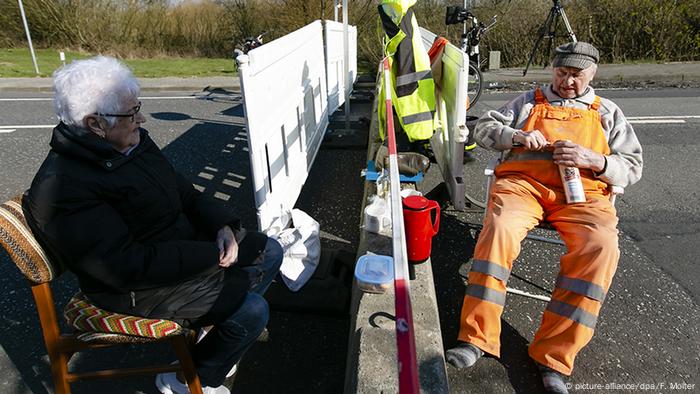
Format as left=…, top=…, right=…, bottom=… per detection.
left=0, top=194, right=203, bottom=394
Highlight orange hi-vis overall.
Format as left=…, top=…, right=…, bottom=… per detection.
left=458, top=88, right=620, bottom=375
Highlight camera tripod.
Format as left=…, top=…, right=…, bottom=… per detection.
left=522, top=0, right=577, bottom=76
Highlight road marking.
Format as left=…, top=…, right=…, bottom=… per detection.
left=141, top=96, right=200, bottom=100
left=626, top=116, right=700, bottom=124
left=627, top=115, right=700, bottom=120
left=629, top=119, right=686, bottom=124
left=0, top=129, right=16, bottom=133
left=0, top=96, right=202, bottom=102
left=0, top=98, right=50, bottom=102
left=0, top=125, right=55, bottom=129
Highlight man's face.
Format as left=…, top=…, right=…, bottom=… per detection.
left=102, top=97, right=145, bottom=153
left=551, top=65, right=596, bottom=98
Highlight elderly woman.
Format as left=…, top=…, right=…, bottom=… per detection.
left=22, top=56, right=283, bottom=394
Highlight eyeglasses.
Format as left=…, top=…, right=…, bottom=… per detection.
left=95, top=101, right=142, bottom=123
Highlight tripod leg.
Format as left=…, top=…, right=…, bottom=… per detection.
left=542, top=15, right=560, bottom=68
left=523, top=10, right=555, bottom=76
left=558, top=8, right=577, bottom=42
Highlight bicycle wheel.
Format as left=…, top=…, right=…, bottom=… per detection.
left=466, top=62, right=483, bottom=110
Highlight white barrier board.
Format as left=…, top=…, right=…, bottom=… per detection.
left=420, top=27, right=469, bottom=210
left=237, top=21, right=329, bottom=232
left=324, top=20, right=358, bottom=114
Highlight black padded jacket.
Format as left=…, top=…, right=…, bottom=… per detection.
left=23, top=123, right=249, bottom=325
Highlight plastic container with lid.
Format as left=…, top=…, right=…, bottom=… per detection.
left=354, top=253, right=394, bottom=294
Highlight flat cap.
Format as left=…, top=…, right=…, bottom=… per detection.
left=552, top=41, right=599, bottom=70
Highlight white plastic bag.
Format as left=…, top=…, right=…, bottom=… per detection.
left=271, top=209, right=321, bottom=292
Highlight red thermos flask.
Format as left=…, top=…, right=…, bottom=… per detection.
left=402, top=195, right=440, bottom=263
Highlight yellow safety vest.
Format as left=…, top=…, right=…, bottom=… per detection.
left=378, top=0, right=436, bottom=143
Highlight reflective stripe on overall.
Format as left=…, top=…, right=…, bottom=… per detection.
left=457, top=88, right=620, bottom=375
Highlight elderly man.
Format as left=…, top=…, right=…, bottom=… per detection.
left=23, top=56, right=283, bottom=394
left=445, top=42, right=642, bottom=393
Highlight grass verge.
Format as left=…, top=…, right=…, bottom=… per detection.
left=0, top=48, right=236, bottom=78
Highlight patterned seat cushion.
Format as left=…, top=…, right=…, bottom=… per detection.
left=0, top=195, right=57, bottom=284
left=65, top=292, right=187, bottom=340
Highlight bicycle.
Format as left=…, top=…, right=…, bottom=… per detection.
left=445, top=5, right=497, bottom=110
left=233, top=32, right=267, bottom=57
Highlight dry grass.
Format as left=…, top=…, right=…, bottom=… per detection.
left=0, top=0, right=697, bottom=68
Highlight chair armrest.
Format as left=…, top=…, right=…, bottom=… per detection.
left=484, top=157, right=500, bottom=176
left=610, top=185, right=624, bottom=196
left=609, top=185, right=624, bottom=206
left=483, top=157, right=503, bottom=210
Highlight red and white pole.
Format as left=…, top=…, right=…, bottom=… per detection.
left=382, top=56, right=419, bottom=394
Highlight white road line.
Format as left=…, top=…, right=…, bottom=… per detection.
left=141, top=96, right=200, bottom=100
left=0, top=98, right=51, bottom=102
left=629, top=119, right=686, bottom=124
left=627, top=115, right=700, bottom=120
left=0, top=96, right=199, bottom=102
left=0, top=129, right=16, bottom=133
left=0, top=125, right=55, bottom=129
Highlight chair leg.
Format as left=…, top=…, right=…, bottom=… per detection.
left=171, top=334, right=203, bottom=394
left=48, top=350, right=71, bottom=394
left=31, top=284, right=72, bottom=393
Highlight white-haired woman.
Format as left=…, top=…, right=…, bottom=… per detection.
left=23, top=56, right=283, bottom=394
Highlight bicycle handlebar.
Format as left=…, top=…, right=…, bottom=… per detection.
left=473, top=15, right=498, bottom=39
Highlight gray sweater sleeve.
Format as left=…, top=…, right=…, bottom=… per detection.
left=474, top=91, right=535, bottom=151
left=596, top=98, right=643, bottom=188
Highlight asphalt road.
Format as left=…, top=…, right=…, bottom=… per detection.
left=0, top=87, right=698, bottom=393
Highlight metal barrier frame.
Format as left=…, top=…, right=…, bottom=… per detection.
left=237, top=21, right=329, bottom=232
left=420, top=27, right=469, bottom=210
left=324, top=20, right=358, bottom=114
left=237, top=19, right=358, bottom=232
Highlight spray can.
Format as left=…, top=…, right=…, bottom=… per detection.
left=559, top=165, right=586, bottom=203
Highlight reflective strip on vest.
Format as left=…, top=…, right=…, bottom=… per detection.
left=555, top=276, right=606, bottom=302
left=546, top=299, right=598, bottom=329
left=466, top=284, right=506, bottom=306
left=403, top=111, right=433, bottom=125
left=396, top=70, right=432, bottom=87
left=471, top=259, right=511, bottom=282
left=395, top=8, right=420, bottom=98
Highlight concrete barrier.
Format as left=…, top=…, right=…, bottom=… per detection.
left=344, top=78, right=449, bottom=393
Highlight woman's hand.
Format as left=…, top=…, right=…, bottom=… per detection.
left=552, top=140, right=606, bottom=171
left=513, top=129, right=549, bottom=150
left=216, top=225, right=239, bottom=267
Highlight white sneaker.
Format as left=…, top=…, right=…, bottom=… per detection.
left=167, top=360, right=238, bottom=381
left=155, top=372, right=230, bottom=394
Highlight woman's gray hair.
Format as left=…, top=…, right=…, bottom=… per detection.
left=52, top=56, right=140, bottom=127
